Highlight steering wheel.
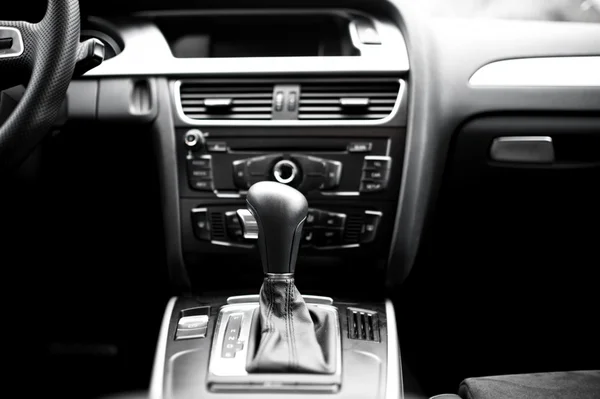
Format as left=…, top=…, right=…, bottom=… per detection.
left=0, top=0, right=80, bottom=171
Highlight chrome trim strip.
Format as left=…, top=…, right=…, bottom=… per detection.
left=211, top=240, right=254, bottom=249
left=150, top=296, right=177, bottom=399
left=490, top=136, right=555, bottom=163
left=226, top=294, right=334, bottom=305
left=315, top=243, right=361, bottom=250
left=365, top=210, right=383, bottom=216
left=0, top=27, right=24, bottom=59
left=190, top=207, right=207, bottom=213
left=173, top=79, right=407, bottom=126
left=321, top=191, right=361, bottom=196
left=469, top=56, right=600, bottom=87
left=386, top=300, right=402, bottom=399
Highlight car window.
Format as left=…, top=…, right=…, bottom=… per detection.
left=419, top=0, right=600, bottom=23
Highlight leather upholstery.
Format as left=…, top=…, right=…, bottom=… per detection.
left=246, top=276, right=335, bottom=374
left=459, top=371, right=600, bottom=399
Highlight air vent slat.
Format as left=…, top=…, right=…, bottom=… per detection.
left=181, top=93, right=273, bottom=99
left=347, top=308, right=380, bottom=342
left=299, top=114, right=389, bottom=120
left=298, top=80, right=400, bottom=121
left=179, top=81, right=275, bottom=121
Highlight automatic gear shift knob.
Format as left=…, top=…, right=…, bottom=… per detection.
left=246, top=181, right=308, bottom=275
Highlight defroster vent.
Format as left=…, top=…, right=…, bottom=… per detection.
left=298, top=80, right=400, bottom=120
left=347, top=308, right=380, bottom=342
left=179, top=81, right=274, bottom=120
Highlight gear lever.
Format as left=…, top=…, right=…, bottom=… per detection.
left=245, top=181, right=308, bottom=275
left=242, top=181, right=333, bottom=374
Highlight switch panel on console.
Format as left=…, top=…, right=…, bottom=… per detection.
left=187, top=155, right=214, bottom=192
left=190, top=206, right=383, bottom=249
left=360, top=156, right=392, bottom=193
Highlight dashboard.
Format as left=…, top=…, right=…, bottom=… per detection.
left=50, top=0, right=600, bottom=296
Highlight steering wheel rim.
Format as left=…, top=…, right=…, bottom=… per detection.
left=0, top=0, right=80, bottom=171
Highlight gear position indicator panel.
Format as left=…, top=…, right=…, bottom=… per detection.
left=221, top=313, right=245, bottom=358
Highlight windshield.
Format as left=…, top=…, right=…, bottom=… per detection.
left=420, top=0, right=600, bottom=23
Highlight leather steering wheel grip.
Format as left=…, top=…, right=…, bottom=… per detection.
left=0, top=0, right=80, bottom=171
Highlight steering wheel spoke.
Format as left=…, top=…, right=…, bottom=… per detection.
left=0, top=22, right=37, bottom=88
left=0, top=0, right=80, bottom=171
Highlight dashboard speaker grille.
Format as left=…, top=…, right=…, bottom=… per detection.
left=347, top=308, right=380, bottom=342
left=179, top=82, right=274, bottom=120
left=298, top=80, right=400, bottom=120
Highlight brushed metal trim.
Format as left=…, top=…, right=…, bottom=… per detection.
left=149, top=296, right=177, bottom=399
left=469, top=56, right=600, bottom=87
left=227, top=294, right=334, bottom=305
left=490, top=136, right=555, bottom=163
left=386, top=299, right=402, bottom=399
left=173, top=79, right=407, bottom=126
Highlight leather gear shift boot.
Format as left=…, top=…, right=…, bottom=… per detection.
left=246, top=276, right=336, bottom=374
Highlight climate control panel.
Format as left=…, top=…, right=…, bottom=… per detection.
left=190, top=206, right=382, bottom=250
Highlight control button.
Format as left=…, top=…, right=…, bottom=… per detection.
left=361, top=211, right=382, bottom=244
left=306, top=208, right=322, bottom=226
left=273, top=159, right=299, bottom=185
left=206, top=141, right=227, bottom=153
left=191, top=208, right=211, bottom=241
left=321, top=212, right=346, bottom=229
left=314, top=229, right=343, bottom=248
left=274, top=91, right=284, bottom=112
left=189, top=169, right=211, bottom=178
left=287, top=92, right=297, bottom=111
left=360, top=181, right=384, bottom=193
left=363, top=156, right=391, bottom=170
left=232, top=159, right=248, bottom=189
left=178, top=315, right=209, bottom=330
left=225, top=211, right=244, bottom=241
left=189, top=178, right=213, bottom=191
left=323, top=160, right=342, bottom=189
left=176, top=327, right=208, bottom=340
left=184, top=129, right=205, bottom=151
left=190, top=158, right=211, bottom=168
left=363, top=169, right=388, bottom=181
left=348, top=142, right=373, bottom=153
left=0, top=37, right=13, bottom=50
left=301, top=228, right=315, bottom=247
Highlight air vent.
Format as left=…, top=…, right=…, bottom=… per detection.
left=179, top=82, right=274, bottom=120
left=298, top=80, right=400, bottom=120
left=209, top=212, right=227, bottom=240
left=343, top=213, right=364, bottom=244
left=347, top=308, right=380, bottom=342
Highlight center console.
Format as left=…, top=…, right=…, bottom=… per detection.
left=139, top=7, right=408, bottom=399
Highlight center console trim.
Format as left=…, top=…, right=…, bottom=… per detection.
left=150, top=296, right=177, bottom=399
left=173, top=79, right=406, bottom=127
